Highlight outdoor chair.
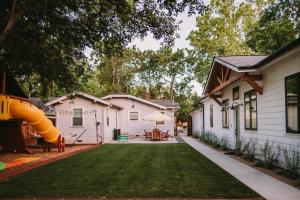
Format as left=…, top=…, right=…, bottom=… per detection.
left=152, top=129, right=161, bottom=141
left=144, top=130, right=152, bottom=141
left=160, top=130, right=169, bottom=141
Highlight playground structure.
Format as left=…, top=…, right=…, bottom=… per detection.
left=0, top=68, right=64, bottom=153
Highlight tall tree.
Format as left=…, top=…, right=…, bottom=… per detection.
left=188, top=0, right=270, bottom=85
left=0, top=0, right=206, bottom=96
left=246, top=0, right=300, bottom=54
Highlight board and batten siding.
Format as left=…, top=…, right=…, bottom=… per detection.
left=104, top=98, right=175, bottom=136
left=201, top=48, right=300, bottom=150
left=54, top=97, right=117, bottom=144
left=191, top=109, right=203, bottom=134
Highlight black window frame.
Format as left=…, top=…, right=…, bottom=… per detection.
left=233, top=86, right=240, bottom=100
left=285, top=72, right=300, bottom=134
left=222, top=99, right=229, bottom=128
left=210, top=105, right=213, bottom=127
left=244, top=89, right=257, bottom=130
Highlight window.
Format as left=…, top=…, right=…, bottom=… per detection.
left=285, top=73, right=300, bottom=133
left=222, top=99, right=229, bottom=128
left=233, top=86, right=240, bottom=100
left=244, top=90, right=257, bottom=130
left=72, top=108, right=83, bottom=126
left=129, top=112, right=139, bottom=121
left=106, top=109, right=110, bottom=126
left=156, top=111, right=166, bottom=126
left=210, top=105, right=213, bottom=127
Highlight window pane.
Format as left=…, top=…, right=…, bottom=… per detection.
left=286, top=76, right=298, bottom=132
left=245, top=103, right=250, bottom=129
left=251, top=110, right=257, bottom=129
left=73, top=109, right=82, bottom=117
left=73, top=118, right=83, bottom=126
left=130, top=112, right=139, bottom=120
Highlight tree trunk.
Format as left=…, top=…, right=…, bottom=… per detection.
left=0, top=0, right=21, bottom=47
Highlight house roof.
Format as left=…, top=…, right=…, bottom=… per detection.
left=148, top=99, right=180, bottom=108
left=45, top=92, right=123, bottom=110
left=203, top=37, right=300, bottom=94
left=215, top=56, right=267, bottom=71
left=102, top=94, right=179, bottom=110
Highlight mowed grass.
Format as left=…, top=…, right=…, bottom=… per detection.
left=0, top=144, right=258, bottom=198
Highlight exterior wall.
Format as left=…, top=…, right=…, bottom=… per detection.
left=191, top=110, right=203, bottom=134
left=54, top=97, right=118, bottom=144
left=201, top=49, right=300, bottom=153
left=104, top=98, right=176, bottom=136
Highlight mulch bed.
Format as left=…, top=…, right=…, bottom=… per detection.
left=0, top=145, right=98, bottom=181
left=192, top=138, right=300, bottom=190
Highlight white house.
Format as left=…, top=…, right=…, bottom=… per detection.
left=192, top=37, right=300, bottom=151
left=43, top=92, right=180, bottom=144
left=45, top=92, right=122, bottom=144
left=102, top=94, right=180, bottom=137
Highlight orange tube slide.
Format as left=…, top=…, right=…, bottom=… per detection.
left=9, top=99, right=59, bottom=143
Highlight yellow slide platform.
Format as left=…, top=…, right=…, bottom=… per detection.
left=0, top=95, right=59, bottom=143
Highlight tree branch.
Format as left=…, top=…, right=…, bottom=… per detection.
left=0, top=0, right=22, bottom=47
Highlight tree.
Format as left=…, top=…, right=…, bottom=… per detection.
left=159, top=48, right=194, bottom=100
left=246, top=0, right=300, bottom=54
left=81, top=49, right=136, bottom=97
left=0, top=0, right=206, bottom=96
left=188, top=0, right=270, bottom=85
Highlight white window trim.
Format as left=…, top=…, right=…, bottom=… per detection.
left=154, top=111, right=166, bottom=126
left=71, top=106, right=85, bottom=127
left=128, top=111, right=139, bottom=122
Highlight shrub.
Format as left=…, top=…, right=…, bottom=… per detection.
left=192, top=131, right=200, bottom=139
left=244, top=138, right=258, bottom=161
left=282, top=146, right=300, bottom=178
left=220, top=136, right=230, bottom=151
left=260, top=140, right=281, bottom=169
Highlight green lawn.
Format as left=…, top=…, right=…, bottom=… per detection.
left=0, top=144, right=258, bottom=199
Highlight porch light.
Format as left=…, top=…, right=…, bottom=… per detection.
left=230, top=102, right=243, bottom=110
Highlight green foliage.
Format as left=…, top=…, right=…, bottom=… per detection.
left=238, top=137, right=258, bottom=161
left=0, top=0, right=206, bottom=96
left=188, top=0, right=267, bottom=84
left=246, top=0, right=300, bottom=54
left=282, top=146, right=300, bottom=178
left=260, top=140, right=281, bottom=169
left=220, top=136, right=230, bottom=151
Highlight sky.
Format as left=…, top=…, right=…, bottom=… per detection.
left=128, top=9, right=203, bottom=95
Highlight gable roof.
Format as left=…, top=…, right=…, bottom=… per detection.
left=45, top=92, right=123, bottom=110
left=102, top=94, right=175, bottom=110
left=215, top=56, right=267, bottom=71
left=203, top=37, right=300, bottom=94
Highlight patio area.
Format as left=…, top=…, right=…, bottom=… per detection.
left=109, top=135, right=178, bottom=144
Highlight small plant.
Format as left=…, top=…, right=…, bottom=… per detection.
left=236, top=137, right=248, bottom=156
left=244, top=138, right=257, bottom=161
left=192, top=131, right=200, bottom=139
left=220, top=136, right=230, bottom=151
left=260, top=140, right=281, bottom=169
left=282, top=146, right=300, bottom=178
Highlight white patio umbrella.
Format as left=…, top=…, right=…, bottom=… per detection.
left=143, top=111, right=171, bottom=126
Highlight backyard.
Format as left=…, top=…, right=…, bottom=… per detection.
left=0, top=143, right=258, bottom=199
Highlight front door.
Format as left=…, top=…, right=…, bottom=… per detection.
left=234, top=106, right=240, bottom=150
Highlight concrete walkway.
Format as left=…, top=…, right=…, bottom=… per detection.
left=181, top=135, right=300, bottom=200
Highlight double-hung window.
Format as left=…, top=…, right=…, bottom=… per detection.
left=244, top=90, right=257, bottom=130
left=73, top=108, right=83, bottom=126
left=285, top=72, right=300, bottom=133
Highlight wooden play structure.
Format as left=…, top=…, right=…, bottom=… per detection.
left=0, top=68, right=65, bottom=153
